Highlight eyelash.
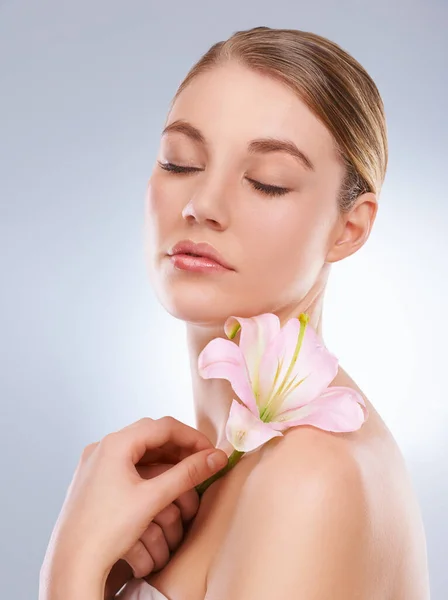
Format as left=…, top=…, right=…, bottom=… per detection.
left=157, top=161, right=290, bottom=197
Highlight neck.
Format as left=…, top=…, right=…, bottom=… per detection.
left=186, top=267, right=329, bottom=451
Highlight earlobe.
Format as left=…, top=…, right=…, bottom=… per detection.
left=325, top=239, right=349, bottom=264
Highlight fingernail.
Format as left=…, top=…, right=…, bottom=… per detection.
left=207, top=450, right=228, bottom=470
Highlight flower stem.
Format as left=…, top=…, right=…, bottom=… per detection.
left=195, top=450, right=245, bottom=497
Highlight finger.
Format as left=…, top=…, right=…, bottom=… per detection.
left=136, top=463, right=175, bottom=480
left=172, top=488, right=200, bottom=523
left=139, top=523, right=170, bottom=572
left=152, top=503, right=183, bottom=551
left=136, top=443, right=193, bottom=467
left=116, top=417, right=216, bottom=465
left=135, top=447, right=181, bottom=467
left=142, top=448, right=228, bottom=516
left=122, top=540, right=155, bottom=579
left=137, top=464, right=200, bottom=522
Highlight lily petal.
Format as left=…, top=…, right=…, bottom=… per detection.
left=271, top=386, right=368, bottom=432
left=256, top=318, right=303, bottom=412
left=224, top=313, right=281, bottom=410
left=226, top=399, right=284, bottom=452
left=198, top=337, right=258, bottom=415
left=260, top=319, right=339, bottom=415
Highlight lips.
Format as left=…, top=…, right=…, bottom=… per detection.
left=168, top=240, right=234, bottom=270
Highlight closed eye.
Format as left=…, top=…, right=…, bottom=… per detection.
left=245, top=177, right=290, bottom=197
left=158, top=161, right=200, bottom=175
left=157, top=161, right=290, bottom=198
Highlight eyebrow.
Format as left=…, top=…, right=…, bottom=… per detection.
left=161, top=119, right=315, bottom=172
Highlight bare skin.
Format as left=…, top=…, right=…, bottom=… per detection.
left=145, top=375, right=429, bottom=600
left=135, top=61, right=429, bottom=598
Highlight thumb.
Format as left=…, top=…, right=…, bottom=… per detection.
left=142, top=448, right=228, bottom=514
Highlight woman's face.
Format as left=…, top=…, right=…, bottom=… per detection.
left=144, top=62, right=346, bottom=325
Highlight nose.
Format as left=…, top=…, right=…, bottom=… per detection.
left=181, top=178, right=230, bottom=231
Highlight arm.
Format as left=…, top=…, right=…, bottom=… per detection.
left=206, top=435, right=375, bottom=599
left=38, top=417, right=227, bottom=600
left=39, top=554, right=106, bottom=600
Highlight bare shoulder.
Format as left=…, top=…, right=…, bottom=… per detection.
left=252, top=421, right=369, bottom=503
left=206, top=378, right=430, bottom=599
left=206, top=424, right=382, bottom=599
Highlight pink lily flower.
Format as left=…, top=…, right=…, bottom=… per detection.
left=198, top=313, right=368, bottom=454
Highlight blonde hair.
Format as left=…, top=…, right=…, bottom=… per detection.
left=170, top=26, right=388, bottom=213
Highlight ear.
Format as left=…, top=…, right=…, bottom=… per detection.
left=326, top=192, right=378, bottom=263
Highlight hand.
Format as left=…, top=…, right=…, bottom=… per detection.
left=39, top=417, right=228, bottom=600
left=104, top=462, right=202, bottom=598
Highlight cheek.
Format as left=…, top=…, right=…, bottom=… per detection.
left=145, top=174, right=181, bottom=241
left=244, top=208, right=330, bottom=295
left=144, top=175, right=174, bottom=273
left=145, top=174, right=167, bottom=224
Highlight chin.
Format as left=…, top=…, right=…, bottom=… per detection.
left=148, top=261, right=276, bottom=325
left=151, top=275, right=239, bottom=326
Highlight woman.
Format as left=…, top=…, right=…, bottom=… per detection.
left=41, top=26, right=431, bottom=600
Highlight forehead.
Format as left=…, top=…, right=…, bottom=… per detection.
left=167, top=62, right=340, bottom=167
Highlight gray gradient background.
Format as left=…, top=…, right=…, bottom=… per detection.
left=1, top=1, right=447, bottom=598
